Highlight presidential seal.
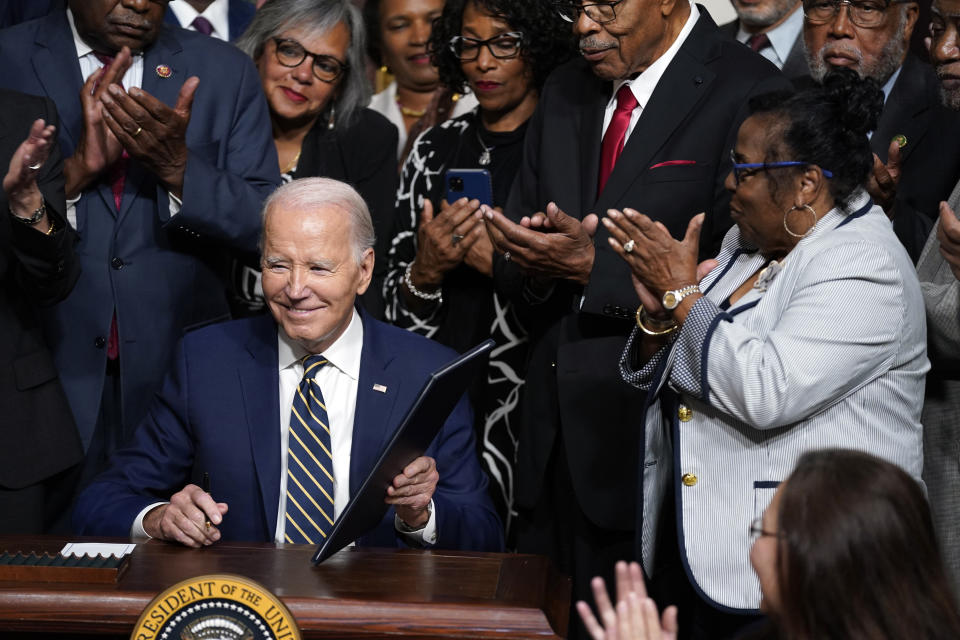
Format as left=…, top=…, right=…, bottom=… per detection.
left=130, top=574, right=300, bottom=640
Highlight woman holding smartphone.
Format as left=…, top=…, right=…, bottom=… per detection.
left=382, top=0, right=573, bottom=538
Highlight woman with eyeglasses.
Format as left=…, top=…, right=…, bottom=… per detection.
left=364, top=0, right=479, bottom=165
left=579, top=449, right=960, bottom=640
left=382, top=0, right=574, bottom=533
left=586, top=69, right=930, bottom=637
left=232, top=0, right=398, bottom=318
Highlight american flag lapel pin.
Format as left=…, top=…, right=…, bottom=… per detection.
left=373, top=383, right=388, bottom=393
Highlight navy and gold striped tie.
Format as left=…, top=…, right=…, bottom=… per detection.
left=284, top=355, right=335, bottom=544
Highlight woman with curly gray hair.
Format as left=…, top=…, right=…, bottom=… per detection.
left=231, top=0, right=398, bottom=318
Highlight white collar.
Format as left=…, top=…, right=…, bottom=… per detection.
left=277, top=308, right=363, bottom=381
left=167, top=0, right=231, bottom=40
left=735, top=5, right=803, bottom=65
left=67, top=8, right=94, bottom=59
left=611, top=1, right=700, bottom=110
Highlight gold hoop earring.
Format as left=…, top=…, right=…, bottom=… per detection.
left=783, top=203, right=817, bottom=239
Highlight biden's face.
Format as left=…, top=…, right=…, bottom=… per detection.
left=68, top=0, right=168, bottom=55
left=260, top=203, right=373, bottom=355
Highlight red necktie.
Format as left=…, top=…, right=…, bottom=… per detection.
left=747, top=33, right=771, bottom=52
left=598, top=84, right=639, bottom=196
left=94, top=52, right=125, bottom=361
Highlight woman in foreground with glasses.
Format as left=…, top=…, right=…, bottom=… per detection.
left=382, top=0, right=573, bottom=532
left=232, top=0, right=398, bottom=317
left=594, top=69, right=929, bottom=636
left=579, top=449, right=960, bottom=639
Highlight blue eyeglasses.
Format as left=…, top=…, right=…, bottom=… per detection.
left=730, top=149, right=834, bottom=186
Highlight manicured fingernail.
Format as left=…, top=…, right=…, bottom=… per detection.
left=607, top=209, right=619, bottom=218
left=108, top=84, right=121, bottom=95
left=602, top=217, right=613, bottom=227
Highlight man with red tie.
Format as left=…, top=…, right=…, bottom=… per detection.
left=0, top=0, right=279, bottom=488
left=482, top=0, right=788, bottom=637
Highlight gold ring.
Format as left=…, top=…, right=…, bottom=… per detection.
left=132, top=126, right=143, bottom=137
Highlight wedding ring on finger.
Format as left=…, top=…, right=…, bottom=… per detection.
left=28, top=161, right=42, bottom=170
left=452, top=233, right=465, bottom=247
left=623, top=239, right=636, bottom=253
left=132, top=126, right=143, bottom=138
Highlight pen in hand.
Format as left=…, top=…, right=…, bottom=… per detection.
left=202, top=472, right=211, bottom=530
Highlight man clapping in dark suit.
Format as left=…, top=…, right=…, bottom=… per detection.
left=481, top=0, right=788, bottom=637
left=0, top=0, right=280, bottom=486
left=74, top=178, right=503, bottom=553
left=0, top=90, right=82, bottom=534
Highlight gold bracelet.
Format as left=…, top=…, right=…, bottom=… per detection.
left=636, top=304, right=678, bottom=336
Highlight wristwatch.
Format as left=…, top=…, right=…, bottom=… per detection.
left=662, top=284, right=700, bottom=310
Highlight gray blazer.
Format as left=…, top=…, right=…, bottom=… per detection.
left=918, top=178, right=960, bottom=600
left=622, top=190, right=928, bottom=611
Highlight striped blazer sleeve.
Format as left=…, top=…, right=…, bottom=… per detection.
left=669, top=240, right=911, bottom=429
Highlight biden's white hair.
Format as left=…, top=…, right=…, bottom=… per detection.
left=260, top=177, right=375, bottom=264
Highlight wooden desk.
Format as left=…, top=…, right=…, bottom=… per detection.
left=0, top=537, right=569, bottom=639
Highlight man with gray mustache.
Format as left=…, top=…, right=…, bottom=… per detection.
left=802, top=0, right=960, bottom=260
left=481, top=0, right=788, bottom=637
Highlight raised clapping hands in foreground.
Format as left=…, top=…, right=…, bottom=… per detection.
left=577, top=561, right=678, bottom=640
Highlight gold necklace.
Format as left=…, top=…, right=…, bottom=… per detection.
left=281, top=148, right=302, bottom=174
left=396, top=98, right=426, bottom=118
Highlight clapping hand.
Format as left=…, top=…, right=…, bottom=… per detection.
left=868, top=138, right=903, bottom=217
left=482, top=202, right=598, bottom=285
left=938, top=201, right=960, bottom=281
left=576, top=561, right=678, bottom=640
left=99, top=74, right=200, bottom=199
left=408, top=198, right=484, bottom=289
left=64, top=47, right=132, bottom=197
left=3, top=118, right=56, bottom=222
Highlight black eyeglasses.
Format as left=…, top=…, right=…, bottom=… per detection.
left=554, top=0, right=625, bottom=24
left=272, top=37, right=348, bottom=83
left=749, top=518, right=783, bottom=540
left=730, top=150, right=834, bottom=186
left=448, top=32, right=524, bottom=61
left=802, top=0, right=909, bottom=28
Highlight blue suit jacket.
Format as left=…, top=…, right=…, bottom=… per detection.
left=163, top=0, right=256, bottom=42
left=73, top=311, right=504, bottom=552
left=0, top=11, right=280, bottom=451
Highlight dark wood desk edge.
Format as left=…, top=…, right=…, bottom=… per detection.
left=0, top=591, right=562, bottom=638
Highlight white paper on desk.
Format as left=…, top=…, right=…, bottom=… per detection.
left=59, top=542, right=135, bottom=558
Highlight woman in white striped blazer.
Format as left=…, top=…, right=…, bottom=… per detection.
left=603, top=70, right=929, bottom=625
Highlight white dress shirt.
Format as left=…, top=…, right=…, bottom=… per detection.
left=734, top=5, right=803, bottom=70
left=601, top=0, right=700, bottom=142
left=168, top=0, right=231, bottom=41
left=133, top=309, right=437, bottom=546
left=65, top=8, right=181, bottom=228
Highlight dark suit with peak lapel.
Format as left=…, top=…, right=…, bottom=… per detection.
left=717, top=18, right=809, bottom=79
left=163, top=0, right=256, bottom=42
left=72, top=311, right=503, bottom=551
left=0, top=12, right=280, bottom=466
left=872, top=53, right=960, bottom=261
left=506, top=6, right=789, bottom=629
left=0, top=89, right=83, bottom=533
